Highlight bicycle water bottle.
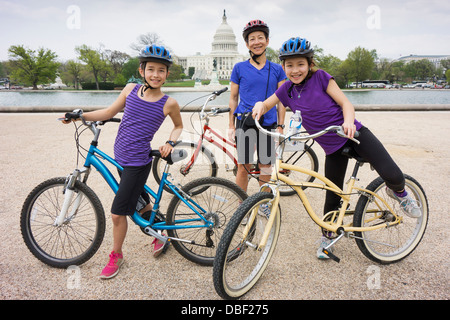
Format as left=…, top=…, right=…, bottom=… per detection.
left=285, top=110, right=303, bottom=151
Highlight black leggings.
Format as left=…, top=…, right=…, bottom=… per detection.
left=323, top=126, right=405, bottom=214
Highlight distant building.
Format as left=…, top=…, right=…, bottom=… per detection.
left=394, top=55, right=450, bottom=69
left=177, top=10, right=245, bottom=80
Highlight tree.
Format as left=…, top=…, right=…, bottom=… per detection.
left=316, top=54, right=342, bottom=77
left=8, top=45, right=60, bottom=90
left=76, top=45, right=106, bottom=90
left=404, top=59, right=434, bottom=81
left=167, top=63, right=184, bottom=81
left=130, top=32, right=168, bottom=53
left=345, top=46, right=375, bottom=84
left=65, top=60, right=83, bottom=90
left=266, top=47, right=281, bottom=64
left=121, top=57, right=140, bottom=81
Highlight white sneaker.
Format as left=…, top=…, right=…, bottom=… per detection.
left=258, top=203, right=271, bottom=218
left=386, top=188, right=422, bottom=218
left=316, top=236, right=333, bottom=259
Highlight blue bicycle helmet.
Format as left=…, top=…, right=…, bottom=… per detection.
left=138, top=44, right=173, bottom=67
left=279, top=37, right=314, bottom=61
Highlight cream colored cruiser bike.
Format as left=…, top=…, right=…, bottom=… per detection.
left=213, top=121, right=428, bottom=299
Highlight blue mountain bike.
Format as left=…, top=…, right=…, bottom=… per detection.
left=20, top=113, right=247, bottom=268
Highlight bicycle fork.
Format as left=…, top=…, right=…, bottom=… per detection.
left=54, top=169, right=83, bottom=227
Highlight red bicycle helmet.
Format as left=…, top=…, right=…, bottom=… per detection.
left=242, top=20, right=269, bottom=41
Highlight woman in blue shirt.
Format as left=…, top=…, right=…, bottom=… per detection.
left=228, top=20, right=286, bottom=197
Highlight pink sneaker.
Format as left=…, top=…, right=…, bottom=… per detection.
left=99, top=251, right=123, bottom=279
left=152, top=237, right=166, bottom=257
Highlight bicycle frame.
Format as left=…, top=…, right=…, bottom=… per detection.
left=56, top=133, right=215, bottom=239
left=243, top=158, right=404, bottom=250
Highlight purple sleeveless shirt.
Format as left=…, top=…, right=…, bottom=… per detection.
left=275, top=69, right=362, bottom=155
left=114, top=84, right=168, bottom=166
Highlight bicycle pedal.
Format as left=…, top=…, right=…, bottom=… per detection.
left=322, top=248, right=340, bottom=263
left=162, top=239, right=171, bottom=254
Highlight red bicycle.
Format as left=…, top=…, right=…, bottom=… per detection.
left=152, top=88, right=319, bottom=196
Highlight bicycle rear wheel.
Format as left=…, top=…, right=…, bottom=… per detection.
left=21, top=177, right=106, bottom=268
left=353, top=174, right=428, bottom=264
left=166, top=177, right=247, bottom=266
left=213, top=192, right=281, bottom=299
left=279, top=144, right=319, bottom=196
left=152, top=141, right=217, bottom=193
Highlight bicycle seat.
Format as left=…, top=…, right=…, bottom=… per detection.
left=150, top=149, right=188, bottom=165
left=341, top=146, right=367, bottom=163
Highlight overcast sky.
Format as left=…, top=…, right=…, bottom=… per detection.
left=1, top=0, right=449, bottom=62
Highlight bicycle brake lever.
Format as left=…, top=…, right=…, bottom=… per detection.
left=335, top=127, right=360, bottom=145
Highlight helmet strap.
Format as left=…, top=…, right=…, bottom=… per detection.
left=249, top=49, right=266, bottom=65
left=140, top=66, right=156, bottom=97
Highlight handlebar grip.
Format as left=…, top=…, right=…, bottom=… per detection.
left=64, top=112, right=82, bottom=121
left=106, top=118, right=121, bottom=123
left=213, top=87, right=228, bottom=96
left=216, top=107, right=231, bottom=114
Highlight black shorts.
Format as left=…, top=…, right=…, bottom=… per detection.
left=111, top=162, right=152, bottom=216
left=235, top=118, right=276, bottom=165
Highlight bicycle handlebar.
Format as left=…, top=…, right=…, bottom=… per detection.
left=254, top=118, right=360, bottom=144
left=199, top=87, right=229, bottom=120
left=212, top=87, right=228, bottom=96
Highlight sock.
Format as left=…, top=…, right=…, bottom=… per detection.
left=394, top=190, right=408, bottom=198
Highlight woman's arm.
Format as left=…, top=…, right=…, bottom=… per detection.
left=326, top=79, right=356, bottom=138
left=228, top=81, right=239, bottom=141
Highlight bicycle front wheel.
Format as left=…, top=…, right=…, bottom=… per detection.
left=279, top=145, right=319, bottom=196
left=152, top=141, right=218, bottom=193
left=353, top=174, right=428, bottom=264
left=21, top=177, right=106, bottom=268
left=213, top=192, right=281, bottom=299
left=166, top=177, right=247, bottom=266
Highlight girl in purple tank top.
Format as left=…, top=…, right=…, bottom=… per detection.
left=62, top=45, right=183, bottom=278
left=252, top=37, right=422, bottom=260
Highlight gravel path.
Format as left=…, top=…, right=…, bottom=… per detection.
left=1, top=111, right=448, bottom=301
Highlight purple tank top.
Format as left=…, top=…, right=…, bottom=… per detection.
left=114, top=84, right=167, bottom=166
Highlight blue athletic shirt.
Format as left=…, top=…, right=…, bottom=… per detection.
left=231, top=60, right=286, bottom=126
left=114, top=84, right=167, bottom=166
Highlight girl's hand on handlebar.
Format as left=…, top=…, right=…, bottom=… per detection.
left=342, top=121, right=356, bottom=139
left=159, top=143, right=173, bottom=158
left=252, top=102, right=265, bottom=121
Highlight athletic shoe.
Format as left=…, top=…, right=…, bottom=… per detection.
left=258, top=203, right=271, bottom=218
left=99, top=251, right=123, bottom=279
left=316, top=236, right=334, bottom=259
left=152, top=236, right=166, bottom=257
left=386, top=188, right=422, bottom=218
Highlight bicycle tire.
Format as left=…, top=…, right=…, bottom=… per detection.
left=279, top=146, right=319, bottom=196
left=213, top=192, right=281, bottom=299
left=21, top=177, right=106, bottom=268
left=353, top=174, right=428, bottom=264
left=166, top=177, right=247, bottom=266
left=152, top=141, right=218, bottom=194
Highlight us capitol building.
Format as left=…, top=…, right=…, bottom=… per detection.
left=176, top=10, right=246, bottom=81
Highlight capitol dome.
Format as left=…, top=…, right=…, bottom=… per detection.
left=178, top=10, right=245, bottom=80
left=211, top=10, right=238, bottom=54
